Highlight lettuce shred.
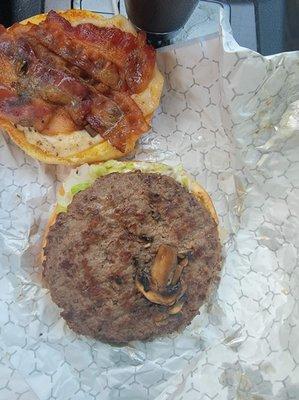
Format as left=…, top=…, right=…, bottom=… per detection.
left=71, top=182, right=92, bottom=195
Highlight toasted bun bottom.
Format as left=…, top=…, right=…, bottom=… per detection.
left=1, top=10, right=164, bottom=165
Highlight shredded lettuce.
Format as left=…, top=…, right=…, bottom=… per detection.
left=71, top=182, right=91, bottom=195
left=180, top=176, right=189, bottom=188
left=56, top=160, right=197, bottom=214
left=55, top=204, right=67, bottom=214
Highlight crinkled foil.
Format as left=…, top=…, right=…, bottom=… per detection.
left=0, top=11, right=299, bottom=400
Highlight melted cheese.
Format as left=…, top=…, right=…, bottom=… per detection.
left=18, top=125, right=104, bottom=157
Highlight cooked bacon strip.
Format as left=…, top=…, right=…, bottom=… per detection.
left=0, top=51, right=18, bottom=86
left=10, top=23, right=70, bottom=72
left=10, top=22, right=95, bottom=83
left=0, top=84, right=55, bottom=132
left=0, top=85, right=79, bottom=135
left=98, top=91, right=149, bottom=151
left=24, top=60, right=149, bottom=148
left=75, top=25, right=155, bottom=93
left=30, top=14, right=125, bottom=92
left=31, top=11, right=155, bottom=93
left=85, top=90, right=148, bottom=151
left=0, top=30, right=90, bottom=107
left=0, top=26, right=149, bottom=150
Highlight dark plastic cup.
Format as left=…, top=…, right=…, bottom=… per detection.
left=125, top=0, right=199, bottom=46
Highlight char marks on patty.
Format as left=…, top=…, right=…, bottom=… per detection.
left=43, top=171, right=222, bottom=343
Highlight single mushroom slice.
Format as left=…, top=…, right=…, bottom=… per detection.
left=136, top=279, right=180, bottom=306
left=135, top=244, right=187, bottom=307
left=171, top=258, right=188, bottom=285
left=168, top=293, right=187, bottom=315
left=151, top=244, right=177, bottom=288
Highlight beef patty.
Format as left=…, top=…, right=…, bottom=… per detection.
left=43, top=171, right=222, bottom=343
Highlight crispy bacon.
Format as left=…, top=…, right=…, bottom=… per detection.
left=99, top=91, right=149, bottom=151
left=0, top=30, right=89, bottom=106
left=0, top=84, right=55, bottom=132
left=86, top=90, right=148, bottom=151
left=10, top=22, right=94, bottom=82
left=31, top=11, right=155, bottom=93
left=0, top=24, right=149, bottom=150
left=30, top=15, right=125, bottom=92
left=0, top=51, right=18, bottom=86
left=10, top=23, right=70, bottom=72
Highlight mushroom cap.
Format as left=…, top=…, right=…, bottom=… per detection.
left=135, top=244, right=188, bottom=309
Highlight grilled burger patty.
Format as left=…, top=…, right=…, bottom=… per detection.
left=43, top=171, right=222, bottom=343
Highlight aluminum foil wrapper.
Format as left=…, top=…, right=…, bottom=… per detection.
left=0, top=12, right=299, bottom=400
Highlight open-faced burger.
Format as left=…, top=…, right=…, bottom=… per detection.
left=42, top=161, right=222, bottom=343
left=0, top=10, right=163, bottom=165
